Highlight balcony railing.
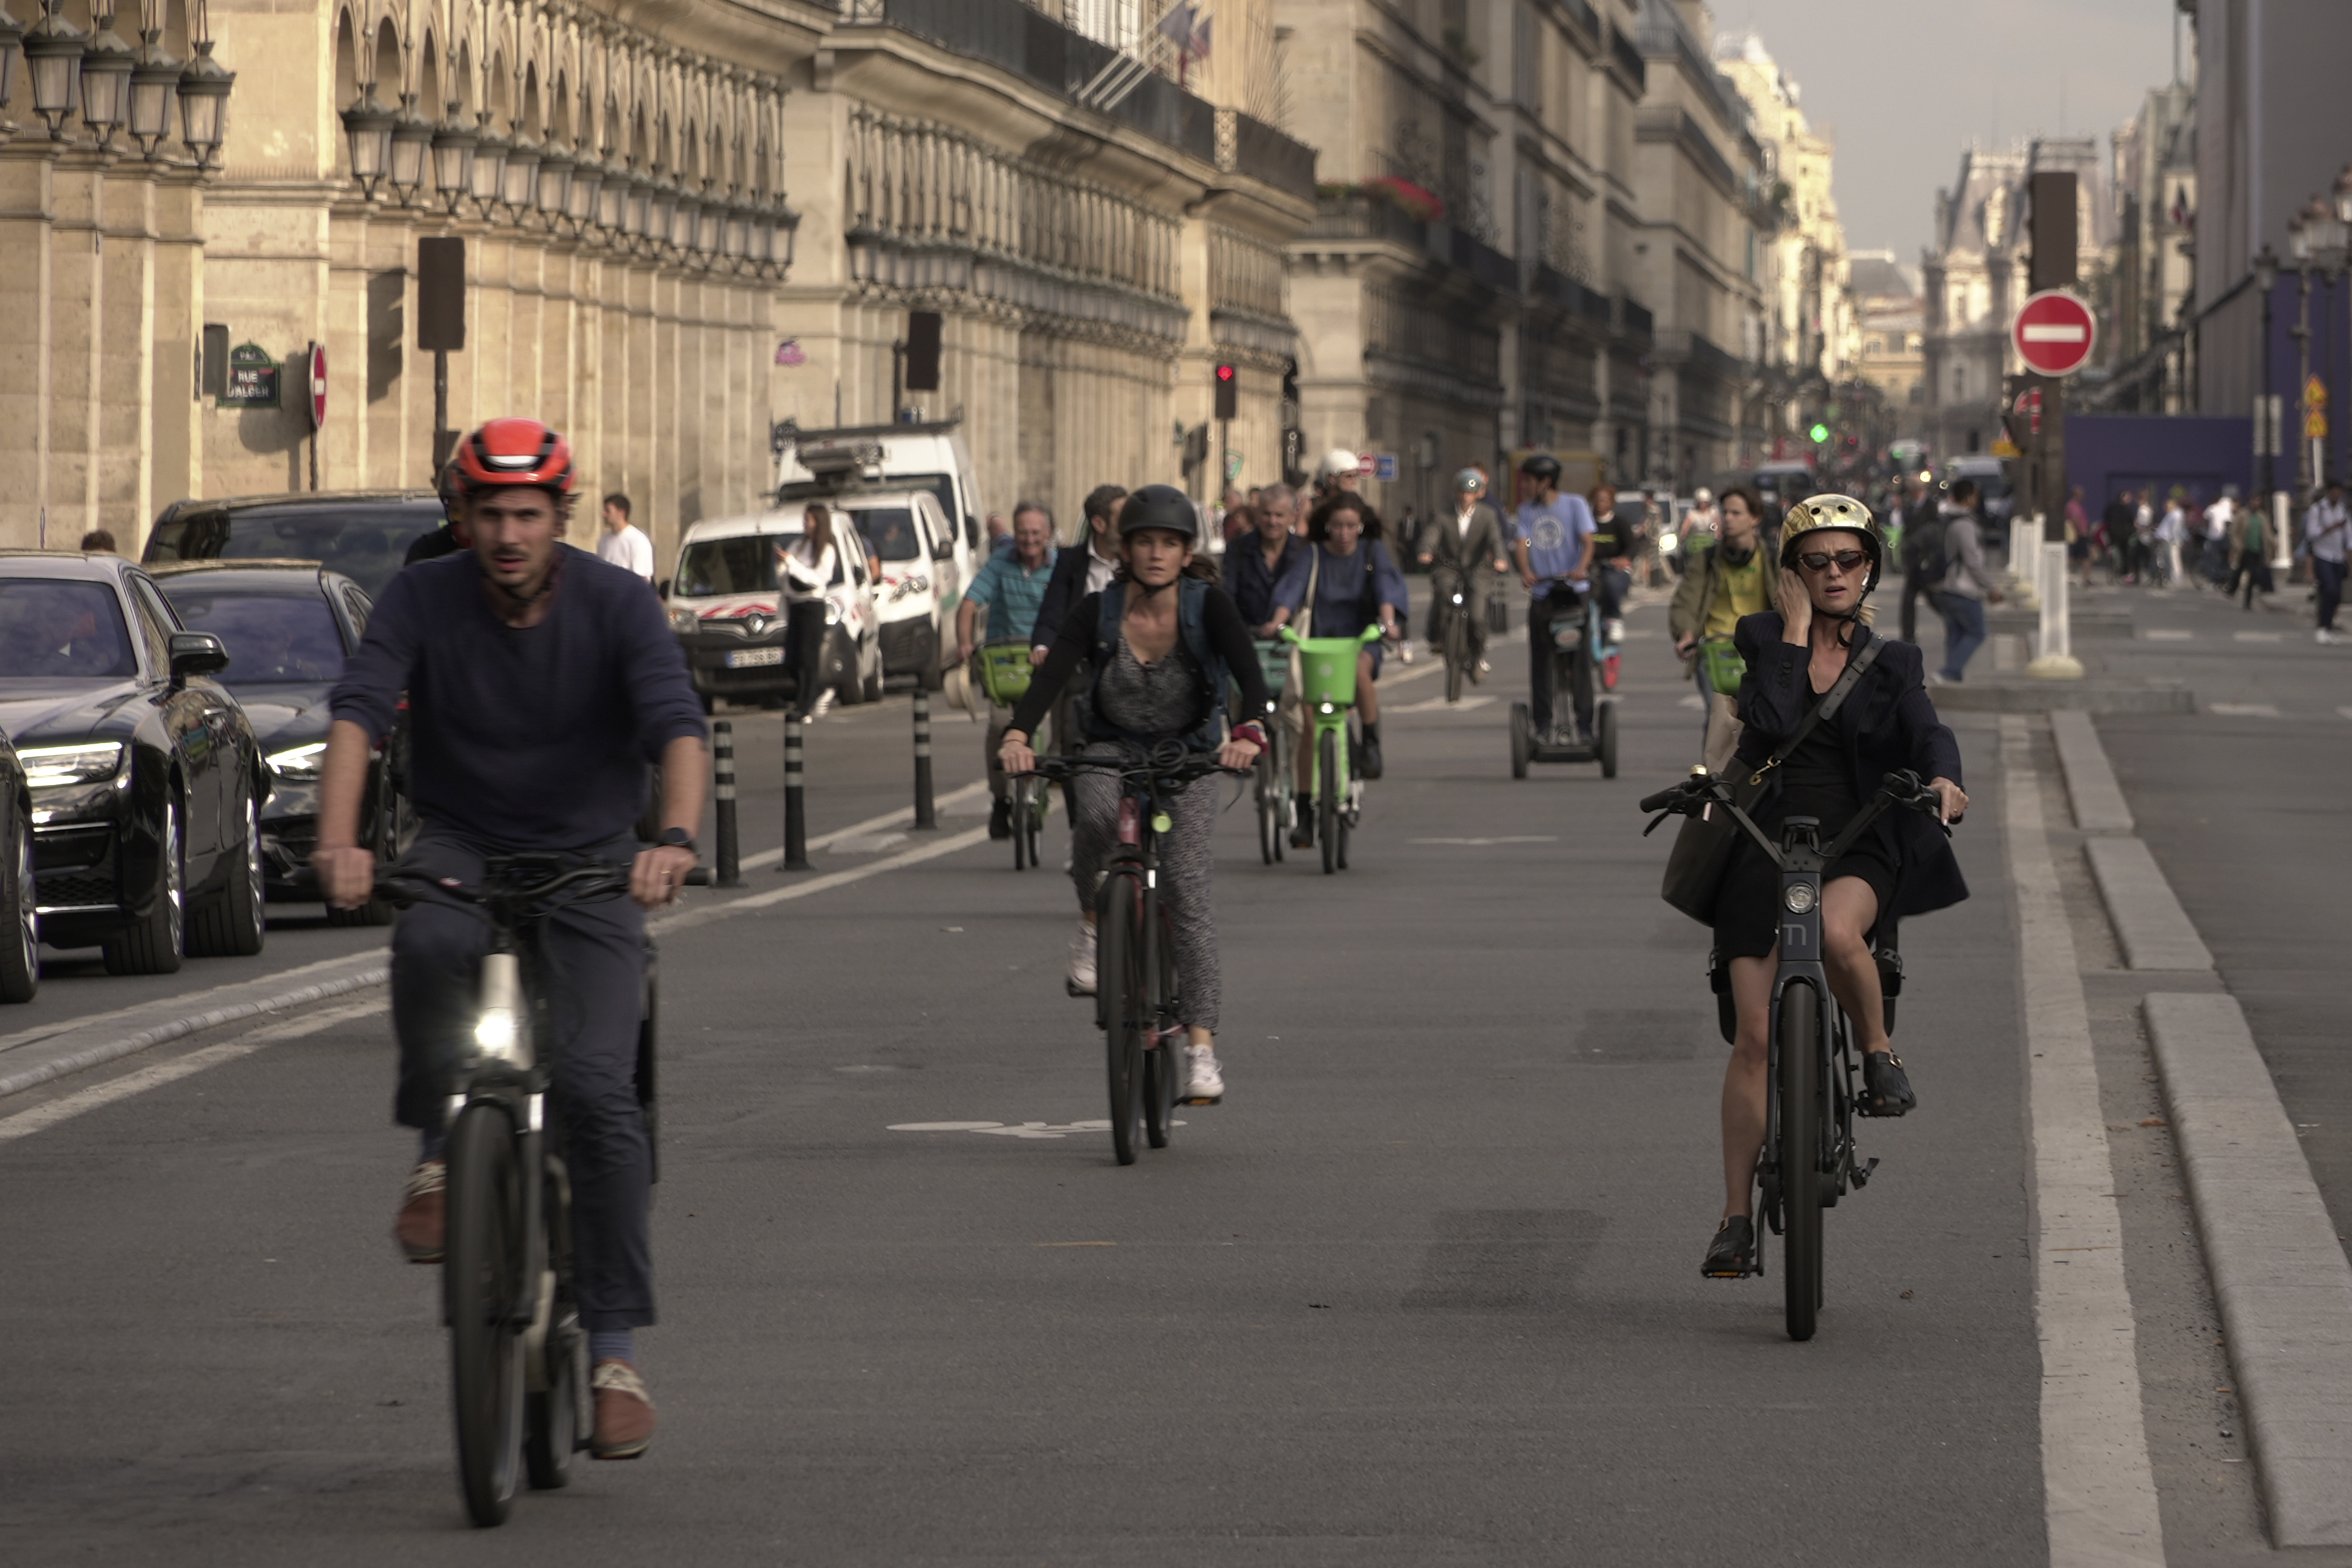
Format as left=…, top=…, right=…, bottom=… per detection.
left=1229, top=110, right=1316, bottom=200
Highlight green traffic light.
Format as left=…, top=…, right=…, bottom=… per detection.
left=1808, top=423, right=1830, bottom=443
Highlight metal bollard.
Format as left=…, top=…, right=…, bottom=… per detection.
left=712, top=721, right=744, bottom=887
left=912, top=688, right=938, bottom=830
left=780, top=713, right=812, bottom=872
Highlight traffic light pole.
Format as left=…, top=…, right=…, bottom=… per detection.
left=2025, top=171, right=2082, bottom=681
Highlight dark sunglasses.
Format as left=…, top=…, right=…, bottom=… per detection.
left=1796, top=549, right=1867, bottom=574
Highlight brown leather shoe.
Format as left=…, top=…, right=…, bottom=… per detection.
left=395, top=1159, right=445, bottom=1263
left=590, top=1359, right=656, bottom=1459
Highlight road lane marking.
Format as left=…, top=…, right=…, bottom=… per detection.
left=736, top=780, right=988, bottom=870
left=1386, top=695, right=1494, bottom=714
left=0, top=996, right=386, bottom=1145
left=1408, top=835, right=1557, bottom=845
left=2206, top=703, right=2281, bottom=717
left=653, top=825, right=993, bottom=935
left=889, top=1120, right=1178, bottom=1140
left=2002, top=713, right=2166, bottom=1565
left=2142, top=629, right=2194, bottom=641
left=0, top=947, right=386, bottom=1060
left=2232, top=631, right=2282, bottom=643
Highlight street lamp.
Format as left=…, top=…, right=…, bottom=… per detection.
left=23, top=4, right=85, bottom=140
left=387, top=93, right=433, bottom=205
left=339, top=83, right=394, bottom=196
left=674, top=187, right=702, bottom=256
left=534, top=143, right=572, bottom=221
left=77, top=11, right=130, bottom=146
left=174, top=36, right=229, bottom=167
left=497, top=129, right=537, bottom=215
left=468, top=114, right=506, bottom=213
left=564, top=152, right=601, bottom=229
left=0, top=4, right=24, bottom=111
left=647, top=174, right=678, bottom=251
left=429, top=111, right=476, bottom=214
left=127, top=27, right=179, bottom=159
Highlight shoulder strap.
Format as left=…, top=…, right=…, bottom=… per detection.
left=1298, top=547, right=1321, bottom=637
left=1746, top=629, right=1884, bottom=787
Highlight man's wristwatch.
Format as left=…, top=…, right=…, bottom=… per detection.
left=656, top=828, right=699, bottom=857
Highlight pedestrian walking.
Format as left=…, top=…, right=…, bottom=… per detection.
left=1929, top=479, right=2002, bottom=684
left=2303, top=479, right=2348, bottom=642
left=2157, top=489, right=2189, bottom=587
left=1895, top=477, right=1941, bottom=643
left=2234, top=502, right=2275, bottom=610
left=2201, top=487, right=2236, bottom=586
left=2066, top=486, right=2094, bottom=587
left=596, top=492, right=655, bottom=583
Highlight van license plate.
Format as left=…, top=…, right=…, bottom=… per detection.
left=726, top=647, right=784, bottom=668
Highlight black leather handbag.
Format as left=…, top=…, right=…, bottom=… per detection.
left=1660, top=631, right=1882, bottom=924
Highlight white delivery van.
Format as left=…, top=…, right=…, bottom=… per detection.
left=774, top=418, right=984, bottom=575
left=664, top=510, right=884, bottom=711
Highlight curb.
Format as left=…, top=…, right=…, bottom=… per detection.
left=2084, top=837, right=2214, bottom=970
left=2050, top=710, right=2134, bottom=833
left=0, top=960, right=391, bottom=1101
left=2147, top=992, right=2352, bottom=1547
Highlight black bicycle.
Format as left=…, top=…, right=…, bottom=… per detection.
left=1434, top=571, right=1475, bottom=704
left=1023, top=742, right=1244, bottom=1166
left=377, top=856, right=704, bottom=1526
left=1638, top=767, right=1949, bottom=1341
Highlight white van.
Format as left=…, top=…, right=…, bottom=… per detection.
left=828, top=487, right=965, bottom=688
left=664, top=510, right=884, bottom=711
left=774, top=418, right=984, bottom=572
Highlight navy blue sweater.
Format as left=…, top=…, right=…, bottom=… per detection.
left=329, top=545, right=707, bottom=851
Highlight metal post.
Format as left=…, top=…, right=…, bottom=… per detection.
left=712, top=721, right=744, bottom=886
left=2027, top=540, right=2082, bottom=679
left=781, top=713, right=811, bottom=872
left=912, top=688, right=937, bottom=830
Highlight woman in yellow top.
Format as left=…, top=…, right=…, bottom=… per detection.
left=1668, top=484, right=1779, bottom=773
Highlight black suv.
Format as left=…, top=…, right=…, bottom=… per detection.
left=143, top=490, right=447, bottom=599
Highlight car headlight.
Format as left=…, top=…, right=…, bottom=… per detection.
left=20, top=742, right=125, bottom=788
left=889, top=575, right=930, bottom=603
left=668, top=606, right=699, bottom=633
left=267, top=742, right=329, bottom=780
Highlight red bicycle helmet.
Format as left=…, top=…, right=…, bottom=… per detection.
left=451, top=417, right=575, bottom=500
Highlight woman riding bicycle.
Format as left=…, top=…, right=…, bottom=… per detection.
left=1265, top=494, right=1408, bottom=834
left=998, top=485, right=1272, bottom=1103
left=1699, top=494, right=1970, bottom=1279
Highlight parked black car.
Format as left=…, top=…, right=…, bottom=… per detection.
left=0, top=730, right=41, bottom=1004
left=143, top=490, right=446, bottom=599
left=151, top=560, right=410, bottom=925
left=0, top=554, right=267, bottom=973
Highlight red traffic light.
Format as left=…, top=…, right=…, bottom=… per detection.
left=1214, top=362, right=1237, bottom=419
left=1215, top=363, right=1235, bottom=382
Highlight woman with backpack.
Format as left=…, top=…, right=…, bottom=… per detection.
left=1265, top=492, right=1411, bottom=810
left=998, top=486, right=1272, bottom=1103
left=1670, top=485, right=1780, bottom=773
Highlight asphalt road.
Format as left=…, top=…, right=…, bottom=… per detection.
left=0, top=582, right=2314, bottom=1564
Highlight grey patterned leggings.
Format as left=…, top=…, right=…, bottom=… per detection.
left=1068, top=740, right=1222, bottom=1033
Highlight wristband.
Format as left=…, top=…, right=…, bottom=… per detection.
left=1231, top=721, right=1268, bottom=749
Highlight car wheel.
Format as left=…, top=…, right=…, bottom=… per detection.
left=0, top=809, right=39, bottom=1004
left=104, top=793, right=185, bottom=976
left=829, top=629, right=863, bottom=704
left=190, top=779, right=265, bottom=957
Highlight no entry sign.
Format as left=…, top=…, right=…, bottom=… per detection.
left=308, top=342, right=328, bottom=430
left=2012, top=289, right=2097, bottom=377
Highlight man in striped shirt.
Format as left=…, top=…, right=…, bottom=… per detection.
left=958, top=503, right=1059, bottom=838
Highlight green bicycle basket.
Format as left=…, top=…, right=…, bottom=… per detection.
left=976, top=641, right=1033, bottom=706
left=1292, top=635, right=1365, bottom=710
left=1699, top=637, right=1746, bottom=696
left=1253, top=638, right=1290, bottom=696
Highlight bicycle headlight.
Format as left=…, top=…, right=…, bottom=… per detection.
left=475, top=1006, right=522, bottom=1059
left=1784, top=882, right=1818, bottom=914
left=267, top=742, right=328, bottom=781
left=473, top=952, right=530, bottom=1066
left=20, top=742, right=125, bottom=788
left=1317, top=701, right=1336, bottom=715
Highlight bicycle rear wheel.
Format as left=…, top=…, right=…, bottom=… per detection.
left=1012, top=779, right=1031, bottom=871
left=1444, top=607, right=1466, bottom=703
left=1255, top=754, right=1278, bottom=865
left=1318, top=730, right=1339, bottom=875
left=1777, top=984, right=1824, bottom=1342
left=1098, top=875, right=1145, bottom=1166
left=446, top=1101, right=526, bottom=1525
left=1144, top=906, right=1179, bottom=1148
left=1024, top=783, right=1045, bottom=869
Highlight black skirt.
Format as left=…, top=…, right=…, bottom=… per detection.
left=1710, top=783, right=1899, bottom=960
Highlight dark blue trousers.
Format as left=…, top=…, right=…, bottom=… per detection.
left=392, top=828, right=654, bottom=1330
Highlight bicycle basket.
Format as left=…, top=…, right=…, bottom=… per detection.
left=1292, top=636, right=1362, bottom=709
left=976, top=641, right=1033, bottom=706
left=1253, top=638, right=1290, bottom=695
left=1699, top=637, right=1745, bottom=696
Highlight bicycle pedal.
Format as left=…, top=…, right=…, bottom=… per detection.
left=1851, top=1156, right=1878, bottom=1189
left=1180, top=1093, right=1222, bottom=1106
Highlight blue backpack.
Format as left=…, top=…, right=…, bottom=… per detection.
left=1086, top=577, right=1229, bottom=752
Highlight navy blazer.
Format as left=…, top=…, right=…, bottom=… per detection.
left=1729, top=613, right=1969, bottom=918
left=1031, top=537, right=1110, bottom=652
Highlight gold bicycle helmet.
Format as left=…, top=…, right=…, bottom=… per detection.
left=1779, top=492, right=1884, bottom=594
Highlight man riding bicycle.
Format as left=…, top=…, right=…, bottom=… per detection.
left=957, top=502, right=1058, bottom=840
left=1417, top=467, right=1508, bottom=679
left=314, top=418, right=709, bottom=1461
left=1510, top=454, right=1598, bottom=743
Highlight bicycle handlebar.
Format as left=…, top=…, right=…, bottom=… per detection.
left=1637, top=767, right=1953, bottom=867
left=1277, top=623, right=1385, bottom=647
left=1017, top=742, right=1248, bottom=787
left=373, top=858, right=711, bottom=916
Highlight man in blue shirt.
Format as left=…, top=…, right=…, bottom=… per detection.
left=957, top=502, right=1058, bottom=838
left=1511, top=453, right=1598, bottom=741
left=315, top=418, right=706, bottom=1462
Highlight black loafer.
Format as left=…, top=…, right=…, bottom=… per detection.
left=1359, top=740, right=1384, bottom=780
left=1860, top=1051, right=1917, bottom=1117
left=1702, top=1215, right=1757, bottom=1278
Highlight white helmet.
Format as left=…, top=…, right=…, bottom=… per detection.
left=1316, top=448, right=1361, bottom=481
left=1693, top=486, right=1713, bottom=505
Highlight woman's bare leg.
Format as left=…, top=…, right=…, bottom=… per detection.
left=1818, top=876, right=1889, bottom=1056
left=1356, top=649, right=1380, bottom=724
left=1722, top=952, right=1777, bottom=1217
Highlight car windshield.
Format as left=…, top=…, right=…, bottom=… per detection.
left=0, top=579, right=138, bottom=680
left=157, top=588, right=345, bottom=684
left=849, top=507, right=922, bottom=562
left=675, top=537, right=780, bottom=597
left=145, top=502, right=443, bottom=597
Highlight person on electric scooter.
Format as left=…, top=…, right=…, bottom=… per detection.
left=1509, top=454, right=1597, bottom=744
left=1694, top=494, right=1970, bottom=1280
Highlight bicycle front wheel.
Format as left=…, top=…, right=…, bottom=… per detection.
left=1444, top=607, right=1466, bottom=703
left=1777, top=984, right=1824, bottom=1342
left=1255, top=753, right=1278, bottom=865
left=1144, top=905, right=1179, bottom=1148
left=446, top=1102, right=527, bottom=1525
left=1318, top=729, right=1339, bottom=875
left=1098, top=875, right=1145, bottom=1166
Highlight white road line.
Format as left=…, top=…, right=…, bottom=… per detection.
left=1386, top=694, right=1495, bottom=714
left=2232, top=631, right=2283, bottom=644
left=654, top=825, right=993, bottom=934
left=2339, top=706, right=2352, bottom=723
left=0, top=996, right=387, bottom=1145
left=0, top=947, right=385, bottom=1060
left=2001, top=713, right=2166, bottom=1566
left=1407, top=835, right=1557, bottom=845
left=735, top=779, right=989, bottom=871
left=2141, top=629, right=2194, bottom=641
left=2207, top=702, right=2281, bottom=717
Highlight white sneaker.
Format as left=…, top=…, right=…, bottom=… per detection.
left=1183, top=1044, right=1224, bottom=1103
left=813, top=690, right=836, bottom=718
left=2318, top=629, right=2339, bottom=645
left=1066, top=920, right=1096, bottom=996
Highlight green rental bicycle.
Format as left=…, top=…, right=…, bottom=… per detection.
left=976, top=641, right=1051, bottom=870
left=1279, top=623, right=1383, bottom=875
left=1249, top=638, right=1292, bottom=864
